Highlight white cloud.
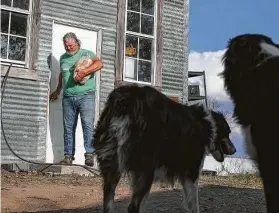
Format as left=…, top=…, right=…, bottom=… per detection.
left=188, top=49, right=229, bottom=101
left=226, top=114, right=242, bottom=135
left=188, top=50, right=242, bottom=135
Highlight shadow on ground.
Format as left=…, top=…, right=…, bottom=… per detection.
left=19, top=185, right=266, bottom=213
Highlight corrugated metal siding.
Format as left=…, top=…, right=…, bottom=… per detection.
left=40, top=0, right=118, bottom=112
left=1, top=0, right=118, bottom=164
left=1, top=76, right=49, bottom=163
left=161, top=0, right=189, bottom=100
left=1, top=0, right=189, bottom=164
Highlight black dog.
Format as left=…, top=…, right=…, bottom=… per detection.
left=93, top=85, right=236, bottom=213
left=220, top=33, right=279, bottom=213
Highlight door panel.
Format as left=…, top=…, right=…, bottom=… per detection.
left=47, top=22, right=99, bottom=165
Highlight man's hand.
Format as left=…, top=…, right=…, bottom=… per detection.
left=74, top=68, right=87, bottom=82
left=49, top=90, right=60, bottom=101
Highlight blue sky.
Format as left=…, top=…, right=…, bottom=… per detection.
left=189, top=0, right=279, bottom=52
left=188, top=0, right=279, bottom=158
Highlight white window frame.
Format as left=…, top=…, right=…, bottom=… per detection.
left=123, top=0, right=157, bottom=85
left=0, top=0, right=33, bottom=68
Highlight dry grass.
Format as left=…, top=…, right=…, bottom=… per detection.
left=200, top=173, right=263, bottom=188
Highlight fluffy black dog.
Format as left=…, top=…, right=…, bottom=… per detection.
left=93, top=85, right=236, bottom=213
left=220, top=33, right=279, bottom=213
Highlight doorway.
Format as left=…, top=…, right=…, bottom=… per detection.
left=47, top=22, right=101, bottom=165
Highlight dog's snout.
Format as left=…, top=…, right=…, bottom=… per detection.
left=222, top=138, right=237, bottom=155
left=230, top=143, right=237, bottom=154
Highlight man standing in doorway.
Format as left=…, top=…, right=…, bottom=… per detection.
left=49, top=32, right=104, bottom=167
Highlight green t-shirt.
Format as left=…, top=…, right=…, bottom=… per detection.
left=60, top=48, right=97, bottom=96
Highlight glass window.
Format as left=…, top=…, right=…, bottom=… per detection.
left=124, top=0, right=156, bottom=84
left=1, top=0, right=30, bottom=64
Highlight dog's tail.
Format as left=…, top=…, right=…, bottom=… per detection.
left=94, top=85, right=150, bottom=173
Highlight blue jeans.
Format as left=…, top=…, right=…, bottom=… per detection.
left=62, top=92, right=95, bottom=156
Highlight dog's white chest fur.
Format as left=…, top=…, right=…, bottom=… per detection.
left=242, top=125, right=257, bottom=160
left=260, top=42, right=279, bottom=57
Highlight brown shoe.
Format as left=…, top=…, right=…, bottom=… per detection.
left=85, top=153, right=94, bottom=167
left=60, top=155, right=74, bottom=165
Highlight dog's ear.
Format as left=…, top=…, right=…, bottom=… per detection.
left=221, top=138, right=236, bottom=155
left=211, top=149, right=224, bottom=162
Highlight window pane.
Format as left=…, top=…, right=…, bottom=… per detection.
left=139, top=38, right=152, bottom=60
left=10, top=12, right=28, bottom=36
left=142, top=0, right=154, bottom=15
left=125, top=57, right=137, bottom=80
left=1, top=0, right=11, bottom=7
left=138, top=60, right=151, bottom=82
left=126, top=35, right=138, bottom=58
left=1, top=35, right=8, bottom=59
left=127, top=12, right=140, bottom=33
left=141, top=14, right=154, bottom=35
left=13, top=0, right=29, bottom=10
left=1, top=10, right=9, bottom=33
left=128, top=0, right=140, bottom=12
left=8, top=36, right=26, bottom=61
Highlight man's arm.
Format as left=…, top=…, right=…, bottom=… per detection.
left=74, top=50, right=104, bottom=82
left=82, top=57, right=104, bottom=76
left=49, top=72, right=62, bottom=101
left=56, top=72, right=63, bottom=93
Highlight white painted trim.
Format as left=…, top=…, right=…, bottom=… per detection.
left=122, top=78, right=152, bottom=86
left=123, top=0, right=128, bottom=80
left=126, top=9, right=154, bottom=17
left=125, top=56, right=152, bottom=63
left=46, top=72, right=52, bottom=163
left=1, top=5, right=31, bottom=14
left=94, top=29, right=103, bottom=127
left=0, top=59, right=25, bottom=65
left=153, top=0, right=158, bottom=86
left=125, top=31, right=155, bottom=39
left=0, top=33, right=28, bottom=39
left=123, top=0, right=157, bottom=85
left=6, top=9, right=12, bottom=60
left=24, top=0, right=33, bottom=68
left=46, top=20, right=102, bottom=162
left=45, top=19, right=56, bottom=163
left=1, top=0, right=33, bottom=66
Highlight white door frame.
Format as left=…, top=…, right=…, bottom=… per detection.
left=46, top=21, right=103, bottom=163
left=94, top=29, right=103, bottom=126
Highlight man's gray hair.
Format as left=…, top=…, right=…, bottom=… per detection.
left=63, top=32, right=81, bottom=47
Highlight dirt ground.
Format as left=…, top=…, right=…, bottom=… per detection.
left=1, top=169, right=266, bottom=213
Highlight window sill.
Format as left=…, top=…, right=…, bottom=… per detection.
left=1, top=65, right=38, bottom=81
